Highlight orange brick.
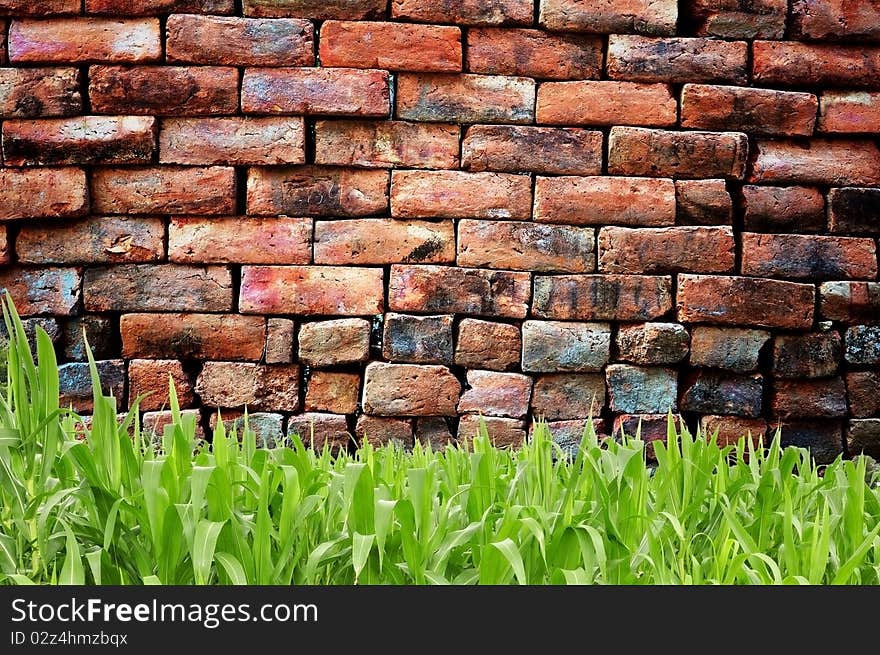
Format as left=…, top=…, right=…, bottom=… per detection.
left=462, top=125, right=602, bottom=175
left=467, top=28, right=602, bottom=80
left=598, top=226, right=735, bottom=274
left=534, top=176, right=676, bottom=226
left=397, top=73, right=534, bottom=124
left=753, top=41, right=880, bottom=88
left=675, top=179, right=733, bottom=226
left=532, top=275, right=673, bottom=321
left=458, top=370, right=532, bottom=419
left=363, top=362, right=461, bottom=417
left=608, top=35, right=748, bottom=84
left=458, top=415, right=526, bottom=448
left=791, top=0, right=880, bottom=41
left=305, top=371, right=360, bottom=414
left=390, top=170, right=532, bottom=219
left=91, top=166, right=235, bottom=215
left=160, top=117, right=305, bottom=165
left=685, top=0, right=787, bottom=39
left=17, top=216, right=164, bottom=264
left=299, top=319, right=371, bottom=367
left=0, top=267, right=81, bottom=315
left=197, top=362, right=300, bottom=412
left=129, top=359, right=195, bottom=412
left=0, top=226, right=7, bottom=265
left=9, top=18, right=161, bottom=63
left=289, top=413, right=352, bottom=452
left=537, top=81, right=676, bottom=127
left=392, top=0, right=532, bottom=25
left=314, top=120, right=459, bottom=169
left=168, top=217, right=312, bottom=265
left=120, top=313, right=266, bottom=361
left=748, top=139, right=880, bottom=186
left=314, top=219, right=455, bottom=265
left=540, top=0, right=677, bottom=34
left=356, top=415, right=414, bottom=448
left=818, top=92, right=880, bottom=134
left=741, top=233, right=877, bottom=281
left=455, top=319, right=521, bottom=371
left=0, top=68, right=81, bottom=118
left=1, top=0, right=79, bottom=14
left=243, top=0, right=384, bottom=19
left=0, top=168, right=88, bottom=220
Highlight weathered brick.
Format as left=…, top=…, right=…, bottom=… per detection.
left=129, top=359, right=194, bottom=412
left=0, top=268, right=80, bottom=315
left=819, top=282, right=880, bottom=323
left=208, top=412, right=284, bottom=449
left=0, top=0, right=79, bottom=15
left=818, top=92, right=880, bottom=134
left=542, top=419, right=607, bottom=458
left=0, top=226, right=7, bottom=265
left=62, top=315, right=115, bottom=361
left=681, top=85, right=817, bottom=137
left=741, top=185, right=826, bottom=233
left=846, top=372, right=880, bottom=418
left=689, top=326, right=770, bottom=372
left=681, top=371, right=764, bottom=417
left=169, top=217, right=312, bottom=265
left=455, top=319, right=521, bottom=372
left=0, top=317, right=61, bottom=354
left=142, top=410, right=205, bottom=442
left=242, top=68, right=389, bottom=117
left=685, top=0, right=787, bottom=39
left=458, top=370, right=532, bottom=419
left=246, top=166, right=388, bottom=217
left=613, top=414, right=682, bottom=459
left=677, top=275, right=815, bottom=330
left=467, top=28, right=602, bottom=80
left=314, top=219, right=453, bottom=266
left=599, top=226, right=735, bottom=274
left=741, top=233, right=877, bottom=281
left=753, top=42, right=880, bottom=88
left=828, top=188, right=880, bottom=235
left=315, top=120, right=459, bottom=170
left=458, top=415, right=526, bottom=448
left=699, top=415, right=768, bottom=448
left=356, top=415, right=414, bottom=448
left=540, top=0, right=677, bottom=34
left=608, top=36, right=748, bottom=84
left=534, top=176, right=676, bottom=226
left=791, top=0, right=880, bottom=41
left=608, top=127, right=749, bottom=180
left=396, top=73, right=534, bottom=124
left=675, top=180, right=733, bottom=225
left=414, top=418, right=455, bottom=449
left=88, top=1, right=234, bottom=13
left=616, top=323, right=689, bottom=365
left=196, top=362, right=300, bottom=411
left=607, top=365, right=678, bottom=414
left=59, top=360, right=125, bottom=413
left=521, top=321, right=611, bottom=373
left=121, top=313, right=266, bottom=361
left=305, top=371, right=360, bottom=414
left=748, top=139, right=880, bottom=186
left=779, top=420, right=843, bottom=464
left=287, top=413, right=351, bottom=452
left=244, top=0, right=383, bottom=20
left=382, top=314, right=453, bottom=364
left=160, top=117, right=305, bottom=166
left=533, top=274, right=673, bottom=321
left=389, top=265, right=531, bottom=319
left=0, top=168, right=87, bottom=220
left=845, top=326, right=880, bottom=365
left=0, top=68, right=81, bottom=118
left=298, top=318, right=370, bottom=367
left=847, top=420, right=880, bottom=459
left=9, top=19, right=161, bottom=63
left=462, top=125, right=602, bottom=175
left=537, top=81, right=676, bottom=127
left=92, top=166, right=235, bottom=215
left=392, top=170, right=531, bottom=220
left=362, top=362, right=461, bottom=416
left=17, top=216, right=164, bottom=264
left=265, top=318, right=294, bottom=365
left=772, top=332, right=841, bottom=379
left=458, top=220, right=595, bottom=273
left=772, top=379, right=848, bottom=419
left=531, top=374, right=606, bottom=421
left=392, top=0, right=532, bottom=25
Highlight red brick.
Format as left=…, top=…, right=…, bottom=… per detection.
left=314, top=219, right=455, bottom=265
left=609, top=127, right=749, bottom=180
left=17, top=216, right=164, bottom=264
left=242, top=68, right=389, bottom=117
left=160, top=117, right=305, bottom=166
left=846, top=372, right=880, bottom=418
left=356, top=415, right=414, bottom=448
left=415, top=418, right=455, bottom=449
left=244, top=0, right=384, bottom=20
left=389, top=265, right=531, bottom=319
left=613, top=414, right=683, bottom=459
left=0, top=0, right=79, bottom=14
left=677, top=275, right=815, bottom=330
left=676, top=180, right=733, bottom=225
left=689, top=326, right=770, bottom=372
left=0, top=267, right=80, bottom=315
left=240, top=266, right=384, bottom=316
left=392, top=0, right=532, bottom=25
left=167, top=15, right=312, bottom=67
left=0, top=226, right=7, bottom=265
left=748, top=139, right=880, bottom=186
left=84, top=264, right=232, bottom=313
left=129, top=359, right=194, bottom=412
left=121, top=313, right=266, bottom=361
left=537, top=81, right=676, bottom=127
left=698, top=416, right=768, bottom=448
left=9, top=19, right=161, bottom=63
left=680, top=85, right=817, bottom=137
left=0, top=68, right=81, bottom=118
left=90, top=65, right=238, bottom=116
left=289, top=413, right=352, bottom=452
left=462, top=125, right=602, bottom=175
left=391, top=170, right=531, bottom=219
left=92, top=166, right=235, bottom=215
left=531, top=374, right=606, bottom=421
left=3, top=116, right=156, bottom=166
left=791, top=0, right=880, bottom=41
left=818, top=91, right=880, bottom=134
left=363, top=362, right=461, bottom=417
left=540, top=0, right=677, bottom=34
left=458, top=415, right=526, bottom=448
left=88, top=1, right=235, bottom=13
left=0, top=168, right=87, bottom=220
left=196, top=362, right=300, bottom=411
left=246, top=166, right=388, bottom=217
left=819, top=281, right=880, bottom=323
left=741, top=233, right=877, bottom=281
left=168, top=217, right=312, bottom=265
left=314, top=120, right=459, bottom=169
left=265, top=318, right=294, bottom=365
left=455, top=319, right=521, bottom=371
left=142, top=410, right=204, bottom=442
left=458, top=370, right=531, bottom=419
left=298, top=318, right=370, bottom=367
left=533, top=274, right=673, bottom=321
left=753, top=42, right=880, bottom=88
left=828, top=188, right=880, bottom=235
left=608, top=36, right=748, bottom=84
left=772, top=378, right=848, bottom=419
left=522, top=320, right=611, bottom=373
left=599, top=226, right=734, bottom=274
left=534, top=176, right=676, bottom=226
left=305, top=371, right=360, bottom=415
left=467, top=28, right=602, bottom=80
left=396, top=73, right=534, bottom=124
left=741, top=185, right=826, bottom=233
left=772, top=332, right=841, bottom=379
left=686, top=0, right=787, bottom=39
left=382, top=314, right=453, bottom=364
left=616, top=322, right=690, bottom=365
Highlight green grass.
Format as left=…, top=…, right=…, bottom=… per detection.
left=0, top=293, right=878, bottom=585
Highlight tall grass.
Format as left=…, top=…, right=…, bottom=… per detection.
left=0, top=293, right=878, bottom=585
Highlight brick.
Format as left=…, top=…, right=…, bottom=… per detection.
left=320, top=20, right=460, bottom=73
left=0, top=226, right=7, bottom=265
left=88, top=1, right=234, bottom=13
left=392, top=170, right=531, bottom=220
left=791, top=0, right=880, bottom=41
left=389, top=265, right=531, bottom=319
left=62, top=315, right=115, bottom=361
left=0, top=168, right=87, bottom=220
left=92, top=166, right=235, bottom=215
left=382, top=314, right=453, bottom=364
left=534, top=176, right=675, bottom=227
left=0, top=0, right=79, bottom=14
left=772, top=332, right=841, bottom=379
left=613, top=414, right=682, bottom=459
left=9, top=19, right=160, bottom=63
left=17, top=217, right=164, bottom=264
left=208, top=412, right=284, bottom=449
left=3, top=116, right=156, bottom=166
left=606, top=365, right=677, bottom=414
left=240, top=267, right=383, bottom=316
left=608, top=127, right=749, bottom=180
left=0, top=268, right=80, bottom=315
left=467, top=28, right=601, bottom=80
left=160, top=117, right=305, bottom=166
left=753, top=42, right=880, bottom=88
left=749, top=139, right=880, bottom=186
left=537, top=81, right=676, bottom=127
left=0, top=68, right=81, bottom=118
left=396, top=73, right=534, bottom=124
left=818, top=92, right=880, bottom=134
left=305, top=371, right=360, bottom=414
left=169, top=217, right=312, bottom=265
left=462, top=125, right=602, bottom=176
left=778, top=421, right=843, bottom=464
left=265, top=319, right=294, bottom=365
left=85, top=264, right=232, bottom=313
left=458, top=220, right=596, bottom=273
left=244, top=0, right=383, bottom=20
left=392, top=0, right=532, bottom=25
left=616, top=323, right=689, bottom=365
left=458, top=370, right=532, bottom=419
left=298, top=318, right=370, bottom=367
left=457, top=415, right=526, bottom=448
left=288, top=413, right=351, bottom=451
left=677, top=275, right=815, bottom=330
left=681, top=85, right=817, bottom=137
left=142, top=410, right=204, bottom=442
left=741, top=186, right=825, bottom=233
left=542, top=419, right=607, bottom=458
left=522, top=321, right=611, bottom=373
left=59, top=360, right=125, bottom=413
left=533, top=274, right=673, bottom=321
left=414, top=418, right=454, bottom=449
left=129, top=359, right=194, bottom=412
left=828, top=188, right=880, bottom=235
left=675, top=180, right=733, bottom=225
left=314, top=219, right=454, bottom=266
left=599, top=226, right=735, bottom=274
left=0, top=318, right=61, bottom=354
left=246, top=166, right=388, bottom=217
left=539, top=0, right=677, bottom=34
left=196, top=362, right=300, bottom=411
left=608, top=36, right=747, bottom=84
left=167, top=15, right=312, bottom=67
left=685, top=0, right=787, bottom=39
left=242, top=68, right=389, bottom=117
left=362, top=362, right=460, bottom=416
left=848, top=420, right=880, bottom=459
left=741, top=233, right=877, bottom=281
left=455, top=319, right=521, bottom=371
left=819, top=282, right=880, bottom=323
left=689, top=326, right=769, bottom=372
left=699, top=415, right=768, bottom=448
left=531, top=374, right=605, bottom=421
left=773, top=379, right=848, bottom=419
left=681, top=371, right=763, bottom=417
left=356, top=415, right=414, bottom=448
left=846, top=326, right=880, bottom=365
left=121, top=313, right=265, bottom=361
left=847, top=372, right=880, bottom=418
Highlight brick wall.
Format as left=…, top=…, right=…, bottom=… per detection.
left=0, top=0, right=878, bottom=461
